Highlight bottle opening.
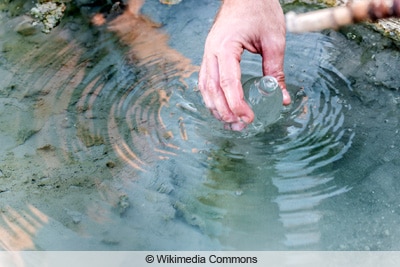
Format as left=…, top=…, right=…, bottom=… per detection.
left=257, top=76, right=278, bottom=95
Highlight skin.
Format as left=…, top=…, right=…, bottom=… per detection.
left=198, top=0, right=292, bottom=131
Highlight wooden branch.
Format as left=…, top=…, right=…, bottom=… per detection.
left=286, top=0, right=400, bottom=33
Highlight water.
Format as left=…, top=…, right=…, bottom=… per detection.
left=1, top=0, right=400, bottom=252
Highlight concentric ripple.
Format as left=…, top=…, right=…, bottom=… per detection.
left=99, top=32, right=355, bottom=249
left=145, top=32, right=356, bottom=249
left=1, top=5, right=356, bottom=250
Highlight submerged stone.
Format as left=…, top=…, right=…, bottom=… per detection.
left=15, top=17, right=39, bottom=36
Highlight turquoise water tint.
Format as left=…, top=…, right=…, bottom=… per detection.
left=0, top=0, right=400, bottom=251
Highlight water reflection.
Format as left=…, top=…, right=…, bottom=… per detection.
left=0, top=0, right=355, bottom=251
left=0, top=205, right=48, bottom=251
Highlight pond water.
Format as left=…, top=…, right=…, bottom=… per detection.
left=1, top=0, right=400, bottom=252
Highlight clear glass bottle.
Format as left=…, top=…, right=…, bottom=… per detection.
left=242, top=75, right=283, bottom=132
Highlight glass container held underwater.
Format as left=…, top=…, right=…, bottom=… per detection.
left=242, top=75, right=284, bottom=135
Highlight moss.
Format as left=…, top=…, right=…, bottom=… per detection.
left=281, top=0, right=327, bottom=13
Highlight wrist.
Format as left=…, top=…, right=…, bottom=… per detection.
left=221, top=0, right=280, bottom=13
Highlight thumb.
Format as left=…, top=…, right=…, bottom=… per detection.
left=261, top=44, right=291, bottom=105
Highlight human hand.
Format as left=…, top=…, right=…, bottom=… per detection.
left=198, top=0, right=291, bottom=131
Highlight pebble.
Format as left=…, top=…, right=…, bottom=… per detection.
left=67, top=22, right=80, bottom=32
left=14, top=16, right=38, bottom=36
left=157, top=183, right=174, bottom=194
left=101, top=237, right=120, bottom=246
left=106, top=161, right=116, bottom=168
left=118, top=194, right=130, bottom=215
left=67, top=210, right=83, bottom=224
left=234, top=190, right=243, bottom=196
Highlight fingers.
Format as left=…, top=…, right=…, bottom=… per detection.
left=199, top=49, right=254, bottom=129
left=199, top=55, right=237, bottom=123
left=226, top=121, right=247, bottom=131
left=217, top=48, right=254, bottom=124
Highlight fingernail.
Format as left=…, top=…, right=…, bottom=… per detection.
left=231, top=122, right=247, bottom=131
left=239, top=116, right=252, bottom=124
left=282, top=89, right=292, bottom=105
left=224, top=123, right=232, bottom=130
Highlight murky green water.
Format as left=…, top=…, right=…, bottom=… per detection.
left=1, top=0, right=400, bottom=251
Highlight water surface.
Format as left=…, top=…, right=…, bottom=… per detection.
left=1, top=0, right=400, bottom=252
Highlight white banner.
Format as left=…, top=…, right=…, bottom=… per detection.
left=1, top=251, right=399, bottom=267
